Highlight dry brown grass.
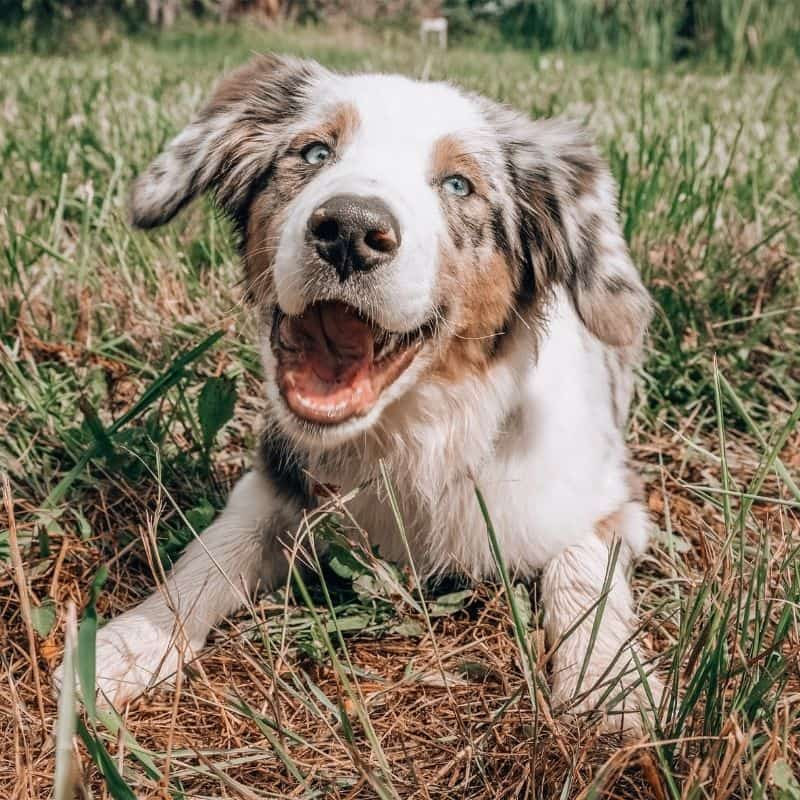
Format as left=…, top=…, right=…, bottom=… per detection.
left=3, top=426, right=799, bottom=798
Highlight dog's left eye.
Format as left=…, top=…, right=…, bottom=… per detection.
left=442, top=175, right=472, bottom=197
left=302, top=143, right=332, bottom=166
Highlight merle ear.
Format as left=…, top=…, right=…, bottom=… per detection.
left=129, top=54, right=324, bottom=230
left=492, top=108, right=652, bottom=347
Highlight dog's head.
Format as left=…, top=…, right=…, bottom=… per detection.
left=131, top=54, right=650, bottom=448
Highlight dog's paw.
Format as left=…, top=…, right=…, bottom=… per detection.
left=551, top=654, right=664, bottom=735
left=53, top=613, right=195, bottom=709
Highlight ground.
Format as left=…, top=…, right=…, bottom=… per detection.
left=1, top=23, right=799, bottom=800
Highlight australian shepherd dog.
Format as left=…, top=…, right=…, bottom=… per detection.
left=57, top=55, right=661, bottom=732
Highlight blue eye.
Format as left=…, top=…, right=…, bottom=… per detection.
left=443, top=175, right=472, bottom=197
left=302, top=143, right=332, bottom=166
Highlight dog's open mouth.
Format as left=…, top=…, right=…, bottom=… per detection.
left=272, top=301, right=431, bottom=425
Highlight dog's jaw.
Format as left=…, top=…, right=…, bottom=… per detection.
left=270, top=302, right=432, bottom=427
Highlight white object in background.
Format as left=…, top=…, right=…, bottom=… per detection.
left=420, top=17, right=448, bottom=49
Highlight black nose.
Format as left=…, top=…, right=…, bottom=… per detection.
left=308, top=194, right=401, bottom=282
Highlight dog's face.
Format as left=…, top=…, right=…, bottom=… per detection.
left=131, top=55, right=650, bottom=448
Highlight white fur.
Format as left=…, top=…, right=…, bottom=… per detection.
left=60, top=294, right=660, bottom=722
left=542, top=532, right=661, bottom=732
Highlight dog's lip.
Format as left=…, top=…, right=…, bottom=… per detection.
left=270, top=302, right=436, bottom=426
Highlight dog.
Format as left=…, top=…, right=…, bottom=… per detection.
left=56, top=54, right=662, bottom=729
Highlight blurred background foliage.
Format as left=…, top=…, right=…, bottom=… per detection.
left=1, top=0, right=799, bottom=68
left=445, top=0, right=800, bottom=66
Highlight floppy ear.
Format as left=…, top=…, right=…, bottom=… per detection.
left=492, top=108, right=651, bottom=347
left=130, top=54, right=324, bottom=230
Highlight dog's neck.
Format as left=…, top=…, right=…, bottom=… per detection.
left=305, top=319, right=536, bottom=507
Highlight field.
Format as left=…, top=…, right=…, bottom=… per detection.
left=2, top=22, right=800, bottom=800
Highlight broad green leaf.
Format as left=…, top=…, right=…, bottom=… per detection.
left=197, top=375, right=237, bottom=450
left=73, top=507, right=92, bottom=540
left=772, top=759, right=800, bottom=799
left=185, top=499, right=216, bottom=533
left=390, top=620, right=425, bottom=638
left=31, top=598, right=57, bottom=638
left=328, top=544, right=367, bottom=580
left=324, top=613, right=373, bottom=634
left=428, top=589, right=473, bottom=617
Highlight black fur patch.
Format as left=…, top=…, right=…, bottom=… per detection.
left=604, top=274, right=635, bottom=295
left=501, top=146, right=539, bottom=311
left=528, top=162, right=569, bottom=284
left=574, top=212, right=601, bottom=290
left=490, top=205, right=510, bottom=254
left=259, top=430, right=312, bottom=507
left=513, top=241, right=537, bottom=310
left=561, top=149, right=599, bottom=199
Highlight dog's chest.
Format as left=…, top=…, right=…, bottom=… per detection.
left=318, top=466, right=498, bottom=576
left=310, top=428, right=624, bottom=579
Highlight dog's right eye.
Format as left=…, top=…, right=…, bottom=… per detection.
left=302, top=143, right=332, bottom=166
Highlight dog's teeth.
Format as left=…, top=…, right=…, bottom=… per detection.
left=375, top=331, right=394, bottom=358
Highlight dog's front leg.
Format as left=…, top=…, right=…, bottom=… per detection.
left=541, top=530, right=662, bottom=733
left=55, top=469, right=300, bottom=708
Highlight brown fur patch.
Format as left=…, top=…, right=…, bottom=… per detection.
left=429, top=134, right=489, bottom=195
left=202, top=57, right=271, bottom=117
left=288, top=102, right=361, bottom=154
left=561, top=147, right=601, bottom=203
left=595, top=507, right=638, bottom=571
left=425, top=135, right=519, bottom=381
left=597, top=472, right=645, bottom=545
left=242, top=102, right=362, bottom=302
left=627, top=471, right=645, bottom=502
left=596, top=510, right=625, bottom=545
left=243, top=194, right=287, bottom=305
left=204, top=54, right=319, bottom=121
left=429, top=249, right=516, bottom=382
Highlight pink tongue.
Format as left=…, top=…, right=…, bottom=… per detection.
left=280, top=302, right=374, bottom=383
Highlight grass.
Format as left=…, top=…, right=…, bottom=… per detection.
left=1, top=20, right=799, bottom=800
left=444, top=0, right=800, bottom=69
